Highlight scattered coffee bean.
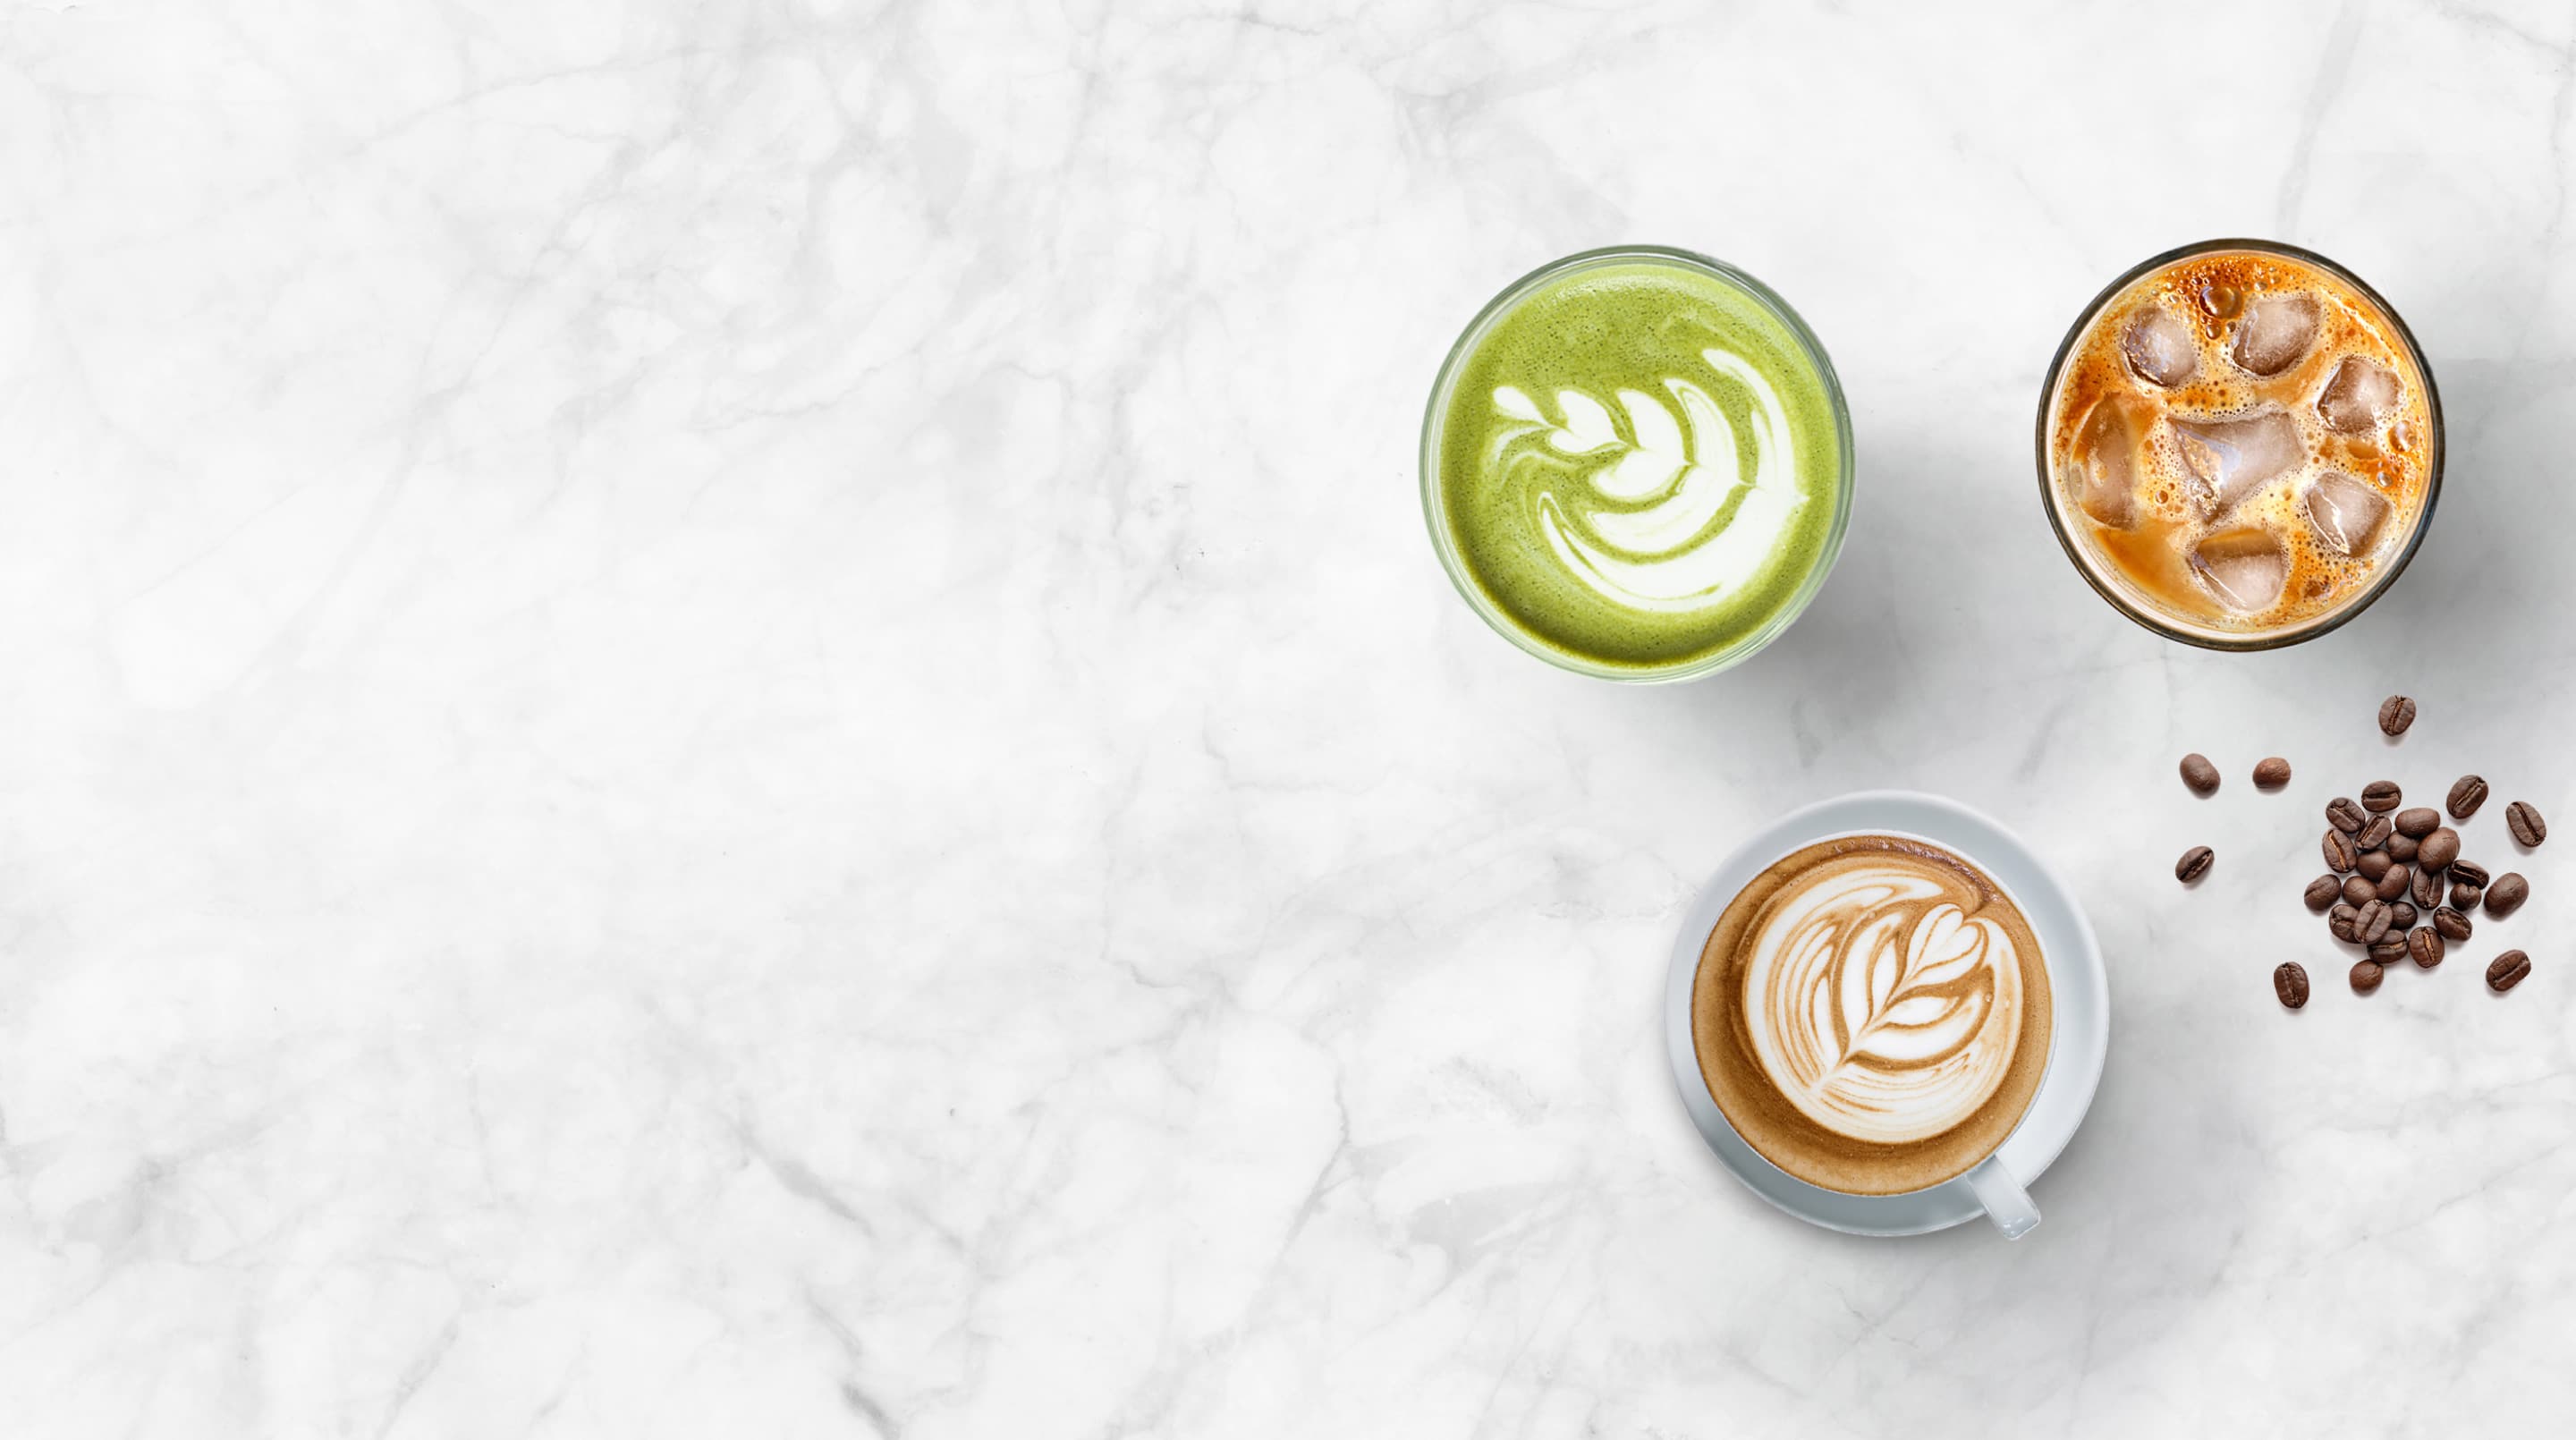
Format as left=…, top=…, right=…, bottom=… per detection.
left=2386, top=833, right=2419, bottom=863
left=2483, top=872, right=2529, bottom=918
left=2417, top=827, right=2461, bottom=871
left=2326, top=797, right=2367, bottom=834
left=2448, top=775, right=2488, bottom=819
left=2394, top=806, right=2441, bottom=837
left=2379, top=695, right=2416, bottom=735
left=2254, top=757, right=2292, bottom=791
left=2368, top=934, right=2410, bottom=965
left=2324, top=829, right=2359, bottom=872
left=2451, top=881, right=2485, bottom=910
left=2375, top=864, right=2412, bottom=902
left=2507, top=800, right=2546, bottom=848
left=2357, top=851, right=2393, bottom=882
left=2329, top=904, right=2362, bottom=943
left=2357, top=899, right=2393, bottom=944
left=2359, top=816, right=2395, bottom=851
left=2340, top=874, right=2377, bottom=906
left=2175, top=845, right=2214, bottom=884
left=2389, top=901, right=2419, bottom=930
left=2275, top=961, right=2310, bottom=1009
left=2409, top=927, right=2445, bottom=969
left=2351, top=959, right=2385, bottom=994
left=2180, top=753, right=2220, bottom=795
left=2361, top=780, right=2402, bottom=811
left=2487, top=950, right=2532, bottom=993
left=2305, top=874, right=2344, bottom=911
left=2449, top=860, right=2490, bottom=890
left=2433, top=906, right=2473, bottom=941
left=2411, top=863, right=2444, bottom=908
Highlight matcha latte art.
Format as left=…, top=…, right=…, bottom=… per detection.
left=1424, top=250, right=1850, bottom=678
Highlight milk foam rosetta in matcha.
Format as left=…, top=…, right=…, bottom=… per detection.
left=1430, top=256, right=1846, bottom=673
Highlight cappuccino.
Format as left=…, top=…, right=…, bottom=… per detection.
left=1690, top=834, right=2053, bottom=1196
left=2042, top=242, right=2438, bottom=645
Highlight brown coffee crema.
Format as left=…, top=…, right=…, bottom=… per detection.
left=1691, top=834, right=2054, bottom=1196
left=2046, top=249, right=2435, bottom=640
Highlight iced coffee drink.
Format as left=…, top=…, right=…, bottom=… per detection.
left=2039, top=241, right=2440, bottom=647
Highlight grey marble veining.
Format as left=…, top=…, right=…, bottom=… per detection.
left=4, top=2, right=2575, bottom=1436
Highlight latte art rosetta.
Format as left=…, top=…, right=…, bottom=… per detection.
left=1739, top=859, right=2028, bottom=1146
left=1490, top=345, right=1808, bottom=614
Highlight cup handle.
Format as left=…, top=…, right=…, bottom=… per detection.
left=1962, top=1155, right=2040, bottom=1240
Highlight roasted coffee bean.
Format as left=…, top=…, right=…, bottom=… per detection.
left=2305, top=874, right=2344, bottom=911
left=2254, top=757, right=2292, bottom=791
left=2379, top=695, right=2417, bottom=735
left=2434, top=906, right=2473, bottom=942
left=2409, top=927, right=2445, bottom=969
left=2175, top=845, right=2214, bottom=884
left=2359, top=816, right=2395, bottom=851
left=2375, top=864, right=2411, bottom=902
left=2357, top=851, right=2393, bottom=882
left=2483, top=872, right=2529, bottom=918
left=2329, top=904, right=2362, bottom=943
left=2448, top=775, right=2489, bottom=819
left=2417, top=827, right=2461, bottom=871
left=2449, top=860, right=2490, bottom=890
left=2180, top=753, right=2220, bottom=795
left=2487, top=950, right=2532, bottom=993
left=2386, top=833, right=2419, bottom=863
left=2324, top=828, right=2359, bottom=872
left=2368, top=934, right=2410, bottom=965
left=2275, top=961, right=2310, bottom=1009
left=2451, top=881, right=2485, bottom=910
left=2362, top=780, right=2403, bottom=811
left=2351, top=959, right=2385, bottom=994
left=2341, top=874, right=2377, bottom=906
left=2389, top=899, right=2417, bottom=927
left=2326, top=797, right=2367, bottom=834
left=2357, top=899, right=2393, bottom=944
left=2507, top=800, right=2546, bottom=848
left=2411, top=864, right=2445, bottom=909
left=2394, top=806, right=2441, bottom=837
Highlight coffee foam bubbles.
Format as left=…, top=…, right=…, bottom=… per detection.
left=1737, top=855, right=2028, bottom=1146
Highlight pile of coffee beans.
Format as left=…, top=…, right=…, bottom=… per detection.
left=2175, top=695, right=2546, bottom=1009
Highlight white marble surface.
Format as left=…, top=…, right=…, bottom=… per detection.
left=5, top=1, right=2576, bottom=1436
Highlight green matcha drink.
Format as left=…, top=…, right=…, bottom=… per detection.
left=1422, top=248, right=1852, bottom=679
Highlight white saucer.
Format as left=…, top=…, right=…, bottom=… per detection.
left=1664, top=790, right=2111, bottom=1235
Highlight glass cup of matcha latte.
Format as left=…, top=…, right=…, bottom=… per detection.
left=1421, top=246, right=1854, bottom=681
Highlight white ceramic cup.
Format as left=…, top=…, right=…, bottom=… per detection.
left=1665, top=791, right=2110, bottom=1239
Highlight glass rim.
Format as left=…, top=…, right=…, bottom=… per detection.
left=1419, top=244, right=1857, bottom=682
left=2033, top=236, right=2446, bottom=652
